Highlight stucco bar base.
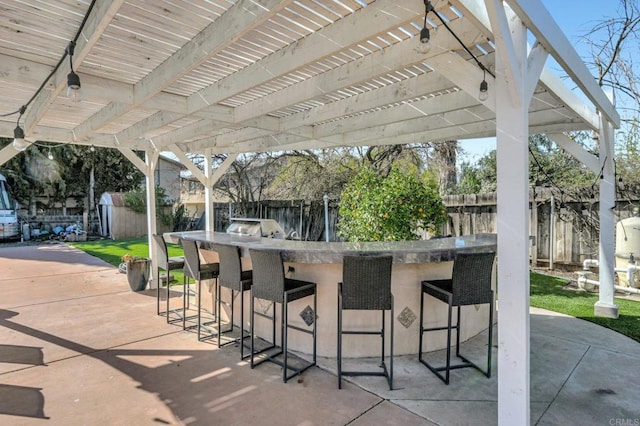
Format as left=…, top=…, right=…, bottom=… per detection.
left=198, top=253, right=496, bottom=358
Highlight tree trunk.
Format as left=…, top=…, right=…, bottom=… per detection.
left=431, top=140, right=458, bottom=194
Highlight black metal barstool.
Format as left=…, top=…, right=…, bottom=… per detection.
left=248, top=248, right=317, bottom=383
left=152, top=234, right=184, bottom=317
left=419, top=251, right=496, bottom=385
left=337, top=254, right=394, bottom=390
left=213, top=243, right=252, bottom=358
left=179, top=239, right=219, bottom=338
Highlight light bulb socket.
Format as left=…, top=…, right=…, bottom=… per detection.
left=480, top=79, right=488, bottom=93
left=67, top=70, right=81, bottom=90
left=13, top=125, right=24, bottom=140
left=420, top=27, right=430, bottom=44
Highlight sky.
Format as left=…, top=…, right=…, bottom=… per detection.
left=458, top=0, right=614, bottom=164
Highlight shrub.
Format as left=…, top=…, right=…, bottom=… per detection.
left=123, top=186, right=174, bottom=227
left=337, top=166, right=447, bottom=241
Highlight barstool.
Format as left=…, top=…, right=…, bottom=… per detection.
left=419, top=251, right=496, bottom=384
left=213, top=243, right=252, bottom=359
left=180, top=239, right=219, bottom=338
left=152, top=234, right=184, bottom=317
left=337, top=254, right=394, bottom=390
left=248, top=248, right=317, bottom=383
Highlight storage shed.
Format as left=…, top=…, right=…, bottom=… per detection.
left=98, top=192, right=169, bottom=240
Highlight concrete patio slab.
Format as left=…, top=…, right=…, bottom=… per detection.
left=1, top=242, right=639, bottom=425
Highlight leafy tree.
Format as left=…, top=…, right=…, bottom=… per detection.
left=0, top=138, right=143, bottom=215
left=123, top=185, right=174, bottom=227
left=337, top=166, right=447, bottom=242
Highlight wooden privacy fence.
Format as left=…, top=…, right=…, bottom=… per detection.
left=216, top=193, right=638, bottom=268
left=442, top=192, right=639, bottom=268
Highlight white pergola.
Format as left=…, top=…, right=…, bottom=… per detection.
left=0, top=1, right=620, bottom=424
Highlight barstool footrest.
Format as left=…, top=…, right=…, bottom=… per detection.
left=253, top=348, right=316, bottom=383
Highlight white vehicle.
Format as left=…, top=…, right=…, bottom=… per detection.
left=0, top=173, right=19, bottom=240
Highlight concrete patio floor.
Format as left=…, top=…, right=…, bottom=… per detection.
left=0, top=243, right=638, bottom=425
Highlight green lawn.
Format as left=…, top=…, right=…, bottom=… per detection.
left=530, top=272, right=640, bottom=343
left=69, top=237, right=187, bottom=284
left=69, top=238, right=640, bottom=342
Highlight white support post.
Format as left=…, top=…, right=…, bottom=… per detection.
left=203, top=148, right=214, bottom=232
left=145, top=150, right=159, bottom=289
left=495, top=12, right=530, bottom=426
left=595, top=113, right=618, bottom=318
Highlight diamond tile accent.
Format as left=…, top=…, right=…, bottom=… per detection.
left=299, top=305, right=316, bottom=327
left=398, top=306, right=416, bottom=329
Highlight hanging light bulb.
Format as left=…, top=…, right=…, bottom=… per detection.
left=66, top=41, right=83, bottom=102
left=418, top=1, right=433, bottom=54
left=67, top=70, right=83, bottom=102
left=478, top=69, right=489, bottom=101
left=13, top=105, right=28, bottom=151
left=47, top=148, right=54, bottom=160
left=419, top=27, right=431, bottom=54
left=13, top=125, right=27, bottom=151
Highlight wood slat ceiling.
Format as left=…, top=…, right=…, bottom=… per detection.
left=0, top=0, right=598, bottom=157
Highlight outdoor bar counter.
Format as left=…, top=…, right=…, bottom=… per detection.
left=165, top=231, right=497, bottom=358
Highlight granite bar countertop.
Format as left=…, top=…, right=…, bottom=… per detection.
left=164, top=231, right=497, bottom=264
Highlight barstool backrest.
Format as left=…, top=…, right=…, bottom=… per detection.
left=180, top=239, right=201, bottom=279
left=152, top=234, right=169, bottom=268
left=341, top=255, right=393, bottom=310
left=249, top=248, right=286, bottom=303
left=451, top=251, right=495, bottom=306
left=215, top=243, right=243, bottom=290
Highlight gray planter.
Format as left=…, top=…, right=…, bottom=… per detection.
left=126, top=259, right=150, bottom=291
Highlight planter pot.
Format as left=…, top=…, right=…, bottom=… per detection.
left=126, top=259, right=150, bottom=291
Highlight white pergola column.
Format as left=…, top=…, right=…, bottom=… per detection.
left=493, top=8, right=530, bottom=426
left=595, top=113, right=618, bottom=318
left=203, top=148, right=214, bottom=232
left=119, top=147, right=159, bottom=288
left=145, top=150, right=159, bottom=288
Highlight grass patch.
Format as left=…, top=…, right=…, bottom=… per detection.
left=530, top=272, right=640, bottom=343
left=69, top=237, right=186, bottom=284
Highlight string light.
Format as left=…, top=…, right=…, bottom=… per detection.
left=421, top=0, right=495, bottom=101
left=1, top=0, right=96, bottom=150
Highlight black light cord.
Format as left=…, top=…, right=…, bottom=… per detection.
left=1, top=0, right=96, bottom=119
left=425, top=0, right=496, bottom=78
